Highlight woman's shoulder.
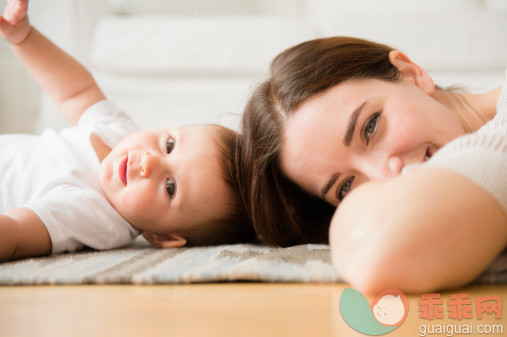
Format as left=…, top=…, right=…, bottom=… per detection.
left=422, top=73, right=507, bottom=215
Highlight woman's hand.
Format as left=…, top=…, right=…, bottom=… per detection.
left=0, top=0, right=30, bottom=45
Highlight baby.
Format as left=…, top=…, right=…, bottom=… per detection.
left=0, top=0, right=253, bottom=261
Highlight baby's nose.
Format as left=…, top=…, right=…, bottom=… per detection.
left=140, top=152, right=156, bottom=177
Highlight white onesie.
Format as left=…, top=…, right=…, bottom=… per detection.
left=0, top=100, right=141, bottom=253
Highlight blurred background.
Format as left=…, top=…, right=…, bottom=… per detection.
left=0, top=0, right=506, bottom=134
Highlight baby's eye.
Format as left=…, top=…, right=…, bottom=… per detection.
left=336, top=177, right=354, bottom=202
left=166, top=179, right=176, bottom=197
left=166, top=137, right=175, bottom=154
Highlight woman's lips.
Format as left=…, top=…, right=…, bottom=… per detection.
left=119, top=155, right=128, bottom=186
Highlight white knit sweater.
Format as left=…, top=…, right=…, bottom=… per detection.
left=426, top=71, right=507, bottom=215
left=423, top=71, right=506, bottom=284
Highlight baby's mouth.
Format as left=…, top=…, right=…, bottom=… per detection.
left=119, top=155, right=128, bottom=186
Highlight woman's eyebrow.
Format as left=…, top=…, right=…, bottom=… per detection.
left=343, top=101, right=367, bottom=146
left=321, top=173, right=339, bottom=200
left=321, top=100, right=368, bottom=199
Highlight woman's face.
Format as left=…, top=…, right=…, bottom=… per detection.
left=280, top=76, right=466, bottom=207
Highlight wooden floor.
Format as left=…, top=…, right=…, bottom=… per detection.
left=0, top=283, right=505, bottom=337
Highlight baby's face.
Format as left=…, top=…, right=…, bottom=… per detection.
left=100, top=125, right=230, bottom=240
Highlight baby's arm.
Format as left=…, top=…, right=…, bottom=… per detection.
left=329, top=168, right=506, bottom=294
left=0, top=0, right=105, bottom=125
left=0, top=208, right=51, bottom=261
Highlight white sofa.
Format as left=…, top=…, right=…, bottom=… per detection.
left=1, top=0, right=506, bottom=134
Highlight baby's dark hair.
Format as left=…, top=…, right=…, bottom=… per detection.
left=178, top=125, right=256, bottom=246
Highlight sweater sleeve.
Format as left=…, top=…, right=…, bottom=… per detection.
left=424, top=81, right=507, bottom=215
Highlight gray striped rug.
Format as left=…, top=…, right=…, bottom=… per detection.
left=0, top=237, right=341, bottom=285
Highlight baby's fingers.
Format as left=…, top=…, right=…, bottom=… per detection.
left=0, top=14, right=30, bottom=44
left=3, top=0, right=28, bottom=23
left=0, top=16, right=14, bottom=36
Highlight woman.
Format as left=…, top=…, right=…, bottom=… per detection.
left=238, top=37, right=506, bottom=293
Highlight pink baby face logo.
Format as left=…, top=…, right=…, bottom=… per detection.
left=340, top=288, right=408, bottom=335
left=371, top=289, right=409, bottom=327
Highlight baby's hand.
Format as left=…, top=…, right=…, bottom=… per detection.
left=0, top=0, right=30, bottom=45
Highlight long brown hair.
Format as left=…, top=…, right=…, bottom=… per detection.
left=238, top=36, right=403, bottom=247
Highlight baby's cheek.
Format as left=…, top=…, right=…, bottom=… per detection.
left=131, top=191, right=155, bottom=214
left=120, top=186, right=156, bottom=218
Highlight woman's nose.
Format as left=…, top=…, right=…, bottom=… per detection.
left=386, top=156, right=404, bottom=177
left=140, top=152, right=157, bottom=177
left=364, top=156, right=403, bottom=181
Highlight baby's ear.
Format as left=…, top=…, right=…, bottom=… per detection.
left=142, top=232, right=187, bottom=248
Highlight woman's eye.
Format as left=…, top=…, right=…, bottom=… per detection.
left=363, top=112, right=381, bottom=143
left=166, top=137, right=175, bottom=154
left=336, top=177, right=354, bottom=202
left=166, top=179, right=176, bottom=197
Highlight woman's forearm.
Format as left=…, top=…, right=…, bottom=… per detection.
left=329, top=167, right=506, bottom=294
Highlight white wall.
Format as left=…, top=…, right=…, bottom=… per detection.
left=305, top=0, right=507, bottom=89
left=0, top=38, right=39, bottom=133
left=1, top=0, right=506, bottom=134
left=0, top=0, right=109, bottom=133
